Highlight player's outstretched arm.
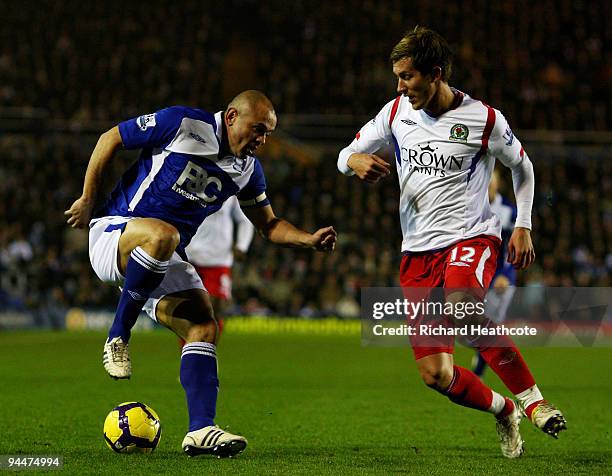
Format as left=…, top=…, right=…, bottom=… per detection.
left=243, top=205, right=337, bottom=251
left=507, top=227, right=535, bottom=270
left=64, top=126, right=123, bottom=228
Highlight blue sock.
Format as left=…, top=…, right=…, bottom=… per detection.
left=108, top=247, right=169, bottom=342
left=180, top=342, right=218, bottom=431
left=473, top=351, right=487, bottom=377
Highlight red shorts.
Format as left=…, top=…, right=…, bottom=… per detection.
left=399, top=235, right=501, bottom=360
left=194, top=266, right=232, bottom=300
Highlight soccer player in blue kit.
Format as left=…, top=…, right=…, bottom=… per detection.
left=65, top=90, right=337, bottom=457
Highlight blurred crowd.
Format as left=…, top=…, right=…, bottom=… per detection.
left=1, top=0, right=609, bottom=129
left=0, top=133, right=609, bottom=320
left=1, top=0, right=610, bottom=322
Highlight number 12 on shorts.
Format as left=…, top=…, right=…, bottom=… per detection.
left=449, top=246, right=476, bottom=264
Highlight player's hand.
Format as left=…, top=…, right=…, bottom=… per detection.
left=310, top=226, right=337, bottom=251
left=347, top=153, right=391, bottom=183
left=64, top=196, right=94, bottom=229
left=507, top=227, right=535, bottom=270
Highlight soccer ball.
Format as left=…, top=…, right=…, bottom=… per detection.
left=103, top=402, right=162, bottom=453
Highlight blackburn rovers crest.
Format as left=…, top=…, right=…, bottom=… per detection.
left=449, top=123, right=469, bottom=142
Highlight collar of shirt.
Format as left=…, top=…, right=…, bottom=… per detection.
left=214, top=110, right=233, bottom=159
left=422, top=87, right=465, bottom=119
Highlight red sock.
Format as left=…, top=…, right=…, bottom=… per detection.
left=446, top=366, right=495, bottom=412
left=497, top=397, right=515, bottom=419
left=477, top=336, right=536, bottom=395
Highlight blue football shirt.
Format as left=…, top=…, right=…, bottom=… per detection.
left=94, top=106, right=270, bottom=255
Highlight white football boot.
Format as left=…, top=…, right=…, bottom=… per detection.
left=496, top=402, right=524, bottom=458
left=182, top=425, right=247, bottom=458
left=527, top=401, right=567, bottom=438
left=102, top=336, right=131, bottom=379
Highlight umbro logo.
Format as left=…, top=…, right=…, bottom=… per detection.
left=189, top=132, right=207, bottom=144
left=128, top=290, right=146, bottom=301
left=503, top=127, right=515, bottom=146
left=401, top=119, right=417, bottom=126
left=498, top=351, right=517, bottom=365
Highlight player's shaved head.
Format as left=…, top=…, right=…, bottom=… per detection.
left=228, top=90, right=275, bottom=115
left=225, top=90, right=276, bottom=158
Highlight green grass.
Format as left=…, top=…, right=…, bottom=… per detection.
left=0, top=328, right=610, bottom=475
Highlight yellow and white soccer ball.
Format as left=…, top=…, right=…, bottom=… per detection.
left=103, top=402, right=162, bottom=453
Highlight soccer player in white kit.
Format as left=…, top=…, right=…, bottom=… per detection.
left=186, top=196, right=254, bottom=334
left=338, top=27, right=565, bottom=458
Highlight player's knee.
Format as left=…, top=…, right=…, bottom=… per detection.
left=419, top=366, right=453, bottom=390
left=445, top=291, right=473, bottom=307
left=146, top=222, right=180, bottom=255
left=446, top=291, right=483, bottom=324
left=185, top=320, right=218, bottom=344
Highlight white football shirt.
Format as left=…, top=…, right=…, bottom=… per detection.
left=338, top=90, right=533, bottom=252
left=186, top=196, right=254, bottom=267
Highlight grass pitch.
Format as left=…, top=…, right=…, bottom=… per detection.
left=0, top=323, right=610, bottom=475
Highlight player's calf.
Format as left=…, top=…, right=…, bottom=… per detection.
left=184, top=319, right=218, bottom=344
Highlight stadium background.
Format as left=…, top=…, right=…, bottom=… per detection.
left=1, top=2, right=611, bottom=474
left=0, top=0, right=609, bottom=325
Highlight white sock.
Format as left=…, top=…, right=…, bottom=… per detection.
left=488, top=391, right=506, bottom=415
left=515, top=385, right=543, bottom=411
